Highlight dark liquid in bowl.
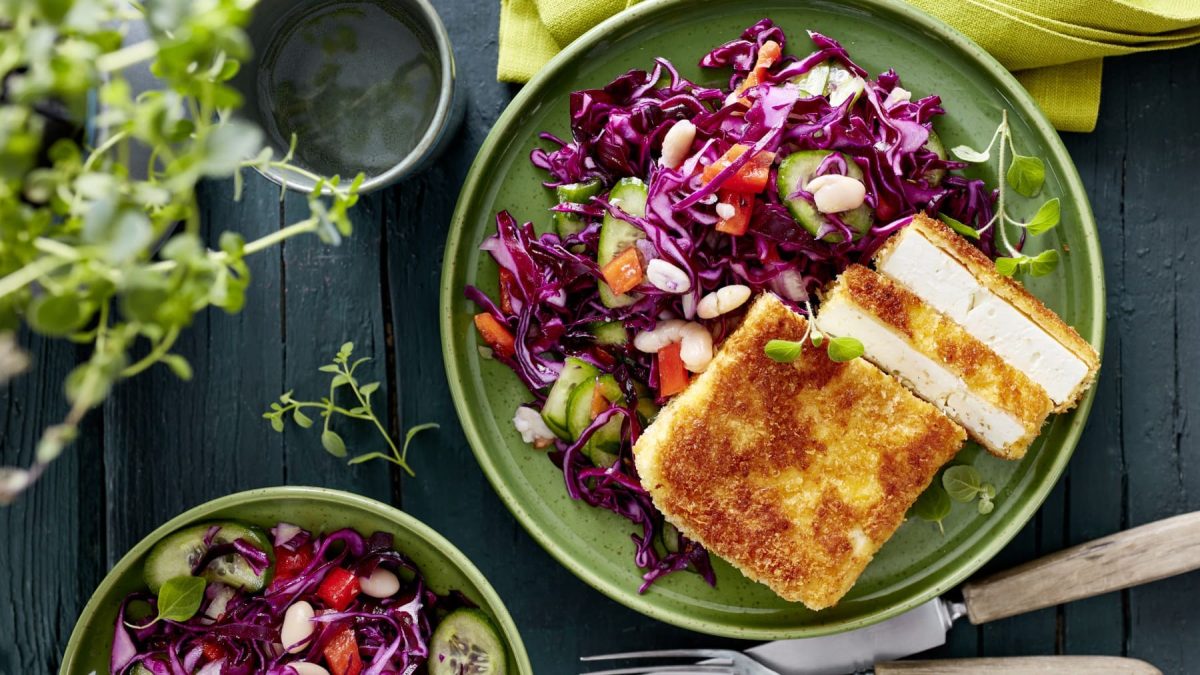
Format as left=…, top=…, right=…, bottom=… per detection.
left=258, top=0, right=441, bottom=179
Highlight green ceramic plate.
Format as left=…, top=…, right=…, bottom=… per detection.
left=59, top=486, right=532, bottom=674
left=441, top=0, right=1103, bottom=638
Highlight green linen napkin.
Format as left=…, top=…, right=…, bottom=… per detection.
left=498, top=0, right=1200, bottom=133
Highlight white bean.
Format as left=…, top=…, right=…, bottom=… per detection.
left=696, top=284, right=752, bottom=319
left=358, top=567, right=401, bottom=599
left=805, top=174, right=866, bottom=214
left=659, top=120, right=696, bottom=169
left=645, top=259, right=691, bottom=294
left=280, top=601, right=316, bottom=654
left=633, top=319, right=686, bottom=353
left=288, top=664, right=331, bottom=675
left=678, top=322, right=713, bottom=373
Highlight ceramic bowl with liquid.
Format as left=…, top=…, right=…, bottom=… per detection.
left=231, top=0, right=462, bottom=192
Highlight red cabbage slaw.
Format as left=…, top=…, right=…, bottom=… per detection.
left=468, top=20, right=998, bottom=590
left=111, top=524, right=446, bottom=674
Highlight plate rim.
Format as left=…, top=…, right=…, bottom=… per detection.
left=440, top=0, right=1106, bottom=638
left=58, top=486, right=533, bottom=674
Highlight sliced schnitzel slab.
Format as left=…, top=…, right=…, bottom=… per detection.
left=633, top=293, right=965, bottom=609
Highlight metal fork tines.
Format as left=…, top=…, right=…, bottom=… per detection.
left=581, top=648, right=780, bottom=675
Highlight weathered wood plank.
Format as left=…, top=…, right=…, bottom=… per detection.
left=0, top=335, right=104, bottom=673
left=1058, top=54, right=1129, bottom=659
left=277, top=190, right=394, bottom=500
left=102, top=173, right=287, bottom=558
left=1118, top=45, right=1200, bottom=675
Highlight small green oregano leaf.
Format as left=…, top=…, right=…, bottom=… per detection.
left=939, top=214, right=979, bottom=240
left=995, top=257, right=1021, bottom=277
left=1026, top=198, right=1061, bottom=235
left=1007, top=154, right=1045, bottom=197
left=911, top=482, right=951, bottom=534
left=950, top=144, right=989, bottom=163
left=1030, top=249, right=1060, bottom=277
left=943, top=465, right=983, bottom=502
left=826, top=336, right=864, bottom=362
left=402, top=422, right=440, bottom=462
left=764, top=339, right=803, bottom=363
left=321, top=430, right=347, bottom=458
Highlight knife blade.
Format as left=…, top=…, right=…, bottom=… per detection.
left=740, top=511, right=1200, bottom=675
left=746, top=598, right=963, bottom=675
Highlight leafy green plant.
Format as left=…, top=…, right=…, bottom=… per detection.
left=947, top=110, right=1061, bottom=277
left=264, top=342, right=438, bottom=474
left=911, top=447, right=997, bottom=532
left=0, top=0, right=364, bottom=502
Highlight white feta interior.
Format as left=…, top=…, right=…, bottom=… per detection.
left=876, top=231, right=1089, bottom=405
left=818, top=298, right=1025, bottom=451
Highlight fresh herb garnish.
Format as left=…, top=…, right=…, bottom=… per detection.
left=264, top=342, right=438, bottom=475
left=910, top=473, right=952, bottom=534
left=764, top=300, right=862, bottom=364
left=942, top=465, right=997, bottom=515
left=130, top=575, right=206, bottom=628
left=0, top=1, right=364, bottom=503
left=949, top=110, right=1062, bottom=277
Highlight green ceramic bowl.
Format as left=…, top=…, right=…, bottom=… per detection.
left=441, top=0, right=1103, bottom=639
left=59, top=486, right=532, bottom=674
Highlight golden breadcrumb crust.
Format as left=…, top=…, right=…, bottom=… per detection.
left=633, top=293, right=965, bottom=609
left=822, top=265, right=1053, bottom=459
left=873, top=214, right=1100, bottom=412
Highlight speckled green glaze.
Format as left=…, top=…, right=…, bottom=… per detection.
left=441, top=0, right=1104, bottom=639
left=59, top=487, right=532, bottom=674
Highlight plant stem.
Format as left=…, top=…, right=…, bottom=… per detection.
left=120, top=326, right=181, bottom=378
left=0, top=256, right=72, bottom=299
left=243, top=218, right=319, bottom=255
left=96, top=39, right=158, bottom=73
left=347, top=376, right=409, bottom=475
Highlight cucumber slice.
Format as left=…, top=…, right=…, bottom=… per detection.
left=924, top=129, right=947, bottom=186
left=636, top=396, right=660, bottom=425
left=776, top=150, right=874, bottom=243
left=540, top=357, right=599, bottom=440
left=566, top=379, right=600, bottom=441
left=144, top=521, right=274, bottom=594
left=567, top=375, right=625, bottom=468
left=430, top=608, right=508, bottom=675
left=556, top=179, right=603, bottom=204
left=553, top=180, right=604, bottom=240
left=598, top=178, right=648, bottom=308
left=589, top=321, right=628, bottom=346
left=791, top=60, right=830, bottom=97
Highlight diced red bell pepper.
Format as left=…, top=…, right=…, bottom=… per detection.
left=715, top=190, right=753, bottom=236
left=273, top=543, right=314, bottom=581
left=473, top=313, right=516, bottom=358
left=323, top=626, right=364, bottom=675
left=753, top=40, right=782, bottom=83
left=702, top=144, right=775, bottom=193
left=601, top=247, right=645, bottom=296
left=734, top=40, right=783, bottom=101
left=201, top=640, right=227, bottom=662
left=316, top=567, right=360, bottom=612
left=657, top=342, right=689, bottom=398
left=498, top=268, right=517, bottom=315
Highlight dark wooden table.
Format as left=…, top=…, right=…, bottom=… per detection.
left=3, top=2, right=1199, bottom=673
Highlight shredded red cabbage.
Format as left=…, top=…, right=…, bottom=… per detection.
left=469, top=21, right=998, bottom=591
left=111, top=524, right=466, bottom=674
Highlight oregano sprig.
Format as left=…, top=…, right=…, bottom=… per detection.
left=263, top=342, right=438, bottom=475
left=128, top=575, right=206, bottom=629
left=948, top=110, right=1062, bottom=277
left=764, top=298, right=864, bottom=364
left=0, top=0, right=364, bottom=503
